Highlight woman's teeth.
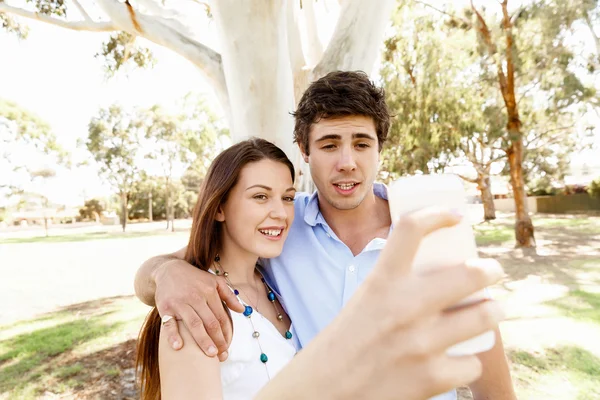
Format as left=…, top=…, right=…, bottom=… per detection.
left=259, top=229, right=282, bottom=237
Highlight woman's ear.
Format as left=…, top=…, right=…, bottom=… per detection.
left=215, top=206, right=225, bottom=222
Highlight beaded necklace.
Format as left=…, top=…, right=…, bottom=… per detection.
left=213, top=255, right=292, bottom=378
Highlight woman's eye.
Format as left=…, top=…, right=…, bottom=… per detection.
left=283, top=196, right=295, bottom=203
left=254, top=194, right=267, bottom=200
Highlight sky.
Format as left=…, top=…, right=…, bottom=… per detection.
left=0, top=0, right=598, bottom=207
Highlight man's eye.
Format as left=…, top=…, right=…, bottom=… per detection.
left=322, top=144, right=336, bottom=150
left=357, top=143, right=370, bottom=148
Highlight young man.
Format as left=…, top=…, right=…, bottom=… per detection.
left=135, top=71, right=515, bottom=399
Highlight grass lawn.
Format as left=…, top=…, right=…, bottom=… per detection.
left=0, top=297, right=150, bottom=399
left=469, top=214, right=600, bottom=400
left=1, top=214, right=599, bottom=399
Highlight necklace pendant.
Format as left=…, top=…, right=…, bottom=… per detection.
left=260, top=353, right=268, bottom=363
left=243, top=306, right=253, bottom=317
left=277, top=314, right=283, bottom=321
left=252, top=331, right=260, bottom=338
left=285, top=330, right=293, bottom=340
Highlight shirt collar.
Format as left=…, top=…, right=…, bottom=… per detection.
left=303, top=182, right=389, bottom=227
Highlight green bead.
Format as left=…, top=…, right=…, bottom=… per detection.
left=260, top=353, right=268, bottom=363
left=285, top=331, right=293, bottom=340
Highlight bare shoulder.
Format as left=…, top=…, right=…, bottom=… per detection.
left=159, top=321, right=222, bottom=400
left=171, top=246, right=187, bottom=259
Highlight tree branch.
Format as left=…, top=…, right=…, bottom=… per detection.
left=287, top=0, right=307, bottom=74
left=583, top=11, right=600, bottom=56
left=415, top=1, right=471, bottom=27
left=311, top=0, right=395, bottom=79
left=94, top=0, right=229, bottom=118
left=302, top=0, right=323, bottom=66
left=71, top=0, right=92, bottom=22
left=0, top=2, right=117, bottom=32
left=456, top=173, right=478, bottom=184
left=287, top=0, right=310, bottom=104
left=524, top=125, right=575, bottom=147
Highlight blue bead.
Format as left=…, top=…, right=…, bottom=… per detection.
left=260, top=353, right=268, bottom=363
left=267, top=292, right=276, bottom=302
left=285, top=331, right=293, bottom=340
left=243, top=306, right=253, bottom=317
left=234, top=289, right=239, bottom=295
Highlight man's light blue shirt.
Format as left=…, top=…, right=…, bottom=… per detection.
left=262, top=183, right=457, bottom=400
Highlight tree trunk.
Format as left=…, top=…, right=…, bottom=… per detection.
left=43, top=198, right=49, bottom=237
left=170, top=197, right=175, bottom=233
left=212, top=0, right=296, bottom=158
left=120, top=191, right=128, bottom=232
left=478, top=174, right=496, bottom=221
left=165, top=178, right=172, bottom=231
left=507, top=138, right=535, bottom=247
left=148, top=191, right=153, bottom=222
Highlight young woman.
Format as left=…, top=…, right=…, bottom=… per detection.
left=136, top=138, right=297, bottom=400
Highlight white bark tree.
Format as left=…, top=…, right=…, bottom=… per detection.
left=0, top=0, right=396, bottom=190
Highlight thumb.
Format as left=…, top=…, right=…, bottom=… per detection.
left=217, top=279, right=245, bottom=313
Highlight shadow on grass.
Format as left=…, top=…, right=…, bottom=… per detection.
left=475, top=217, right=600, bottom=291
left=547, top=290, right=600, bottom=325
left=509, top=346, right=600, bottom=399
left=1, top=228, right=190, bottom=245
left=0, top=317, right=126, bottom=394
left=0, top=295, right=143, bottom=397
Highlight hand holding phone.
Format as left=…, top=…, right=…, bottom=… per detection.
left=388, top=174, right=495, bottom=356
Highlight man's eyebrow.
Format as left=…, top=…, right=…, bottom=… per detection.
left=314, top=134, right=342, bottom=142
left=314, top=133, right=376, bottom=142
left=353, top=133, right=376, bottom=140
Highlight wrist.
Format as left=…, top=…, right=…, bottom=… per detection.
left=151, top=257, right=179, bottom=287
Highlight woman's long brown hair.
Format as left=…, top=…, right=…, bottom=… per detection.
left=136, top=138, right=295, bottom=400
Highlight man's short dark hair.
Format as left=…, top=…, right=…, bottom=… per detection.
left=292, top=70, right=390, bottom=155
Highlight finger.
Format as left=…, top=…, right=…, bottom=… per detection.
left=429, top=355, right=483, bottom=397
left=377, top=207, right=462, bottom=277
left=207, top=288, right=234, bottom=350
left=179, top=304, right=218, bottom=357
left=157, top=307, right=184, bottom=350
left=427, top=300, right=505, bottom=354
left=417, top=258, right=504, bottom=314
left=217, top=278, right=245, bottom=313
left=199, top=297, right=230, bottom=357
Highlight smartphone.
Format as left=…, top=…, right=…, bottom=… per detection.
left=388, top=174, right=495, bottom=356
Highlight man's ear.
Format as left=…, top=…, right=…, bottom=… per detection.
left=298, top=143, right=309, bottom=163
left=215, top=206, right=225, bottom=222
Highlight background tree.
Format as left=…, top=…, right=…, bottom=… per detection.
left=1, top=99, right=69, bottom=232
left=79, top=198, right=104, bottom=221
left=85, top=104, right=143, bottom=232
left=411, top=0, right=599, bottom=247
left=381, top=5, right=505, bottom=221
left=143, top=95, right=224, bottom=231
left=29, top=168, right=56, bottom=236
left=0, top=98, right=67, bottom=197
left=0, top=0, right=397, bottom=189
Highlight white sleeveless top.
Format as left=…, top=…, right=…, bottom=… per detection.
left=209, top=271, right=297, bottom=399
